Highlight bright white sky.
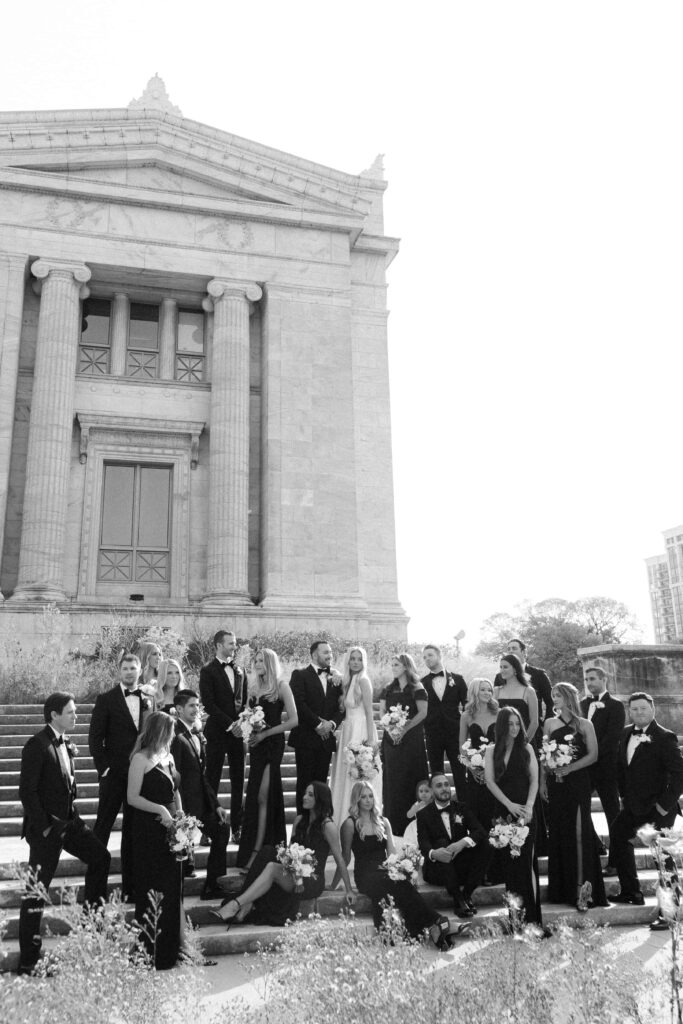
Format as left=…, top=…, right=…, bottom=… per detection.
left=3, top=1, right=681, bottom=647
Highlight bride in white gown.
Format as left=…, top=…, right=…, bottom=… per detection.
left=329, top=646, right=382, bottom=827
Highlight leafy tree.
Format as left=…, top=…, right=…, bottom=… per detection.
left=475, top=596, right=640, bottom=684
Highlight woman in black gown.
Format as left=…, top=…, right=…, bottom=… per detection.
left=494, top=655, right=539, bottom=743
left=484, top=706, right=543, bottom=927
left=127, top=711, right=185, bottom=969
left=335, top=782, right=451, bottom=946
left=237, top=648, right=297, bottom=869
left=458, top=677, right=498, bottom=827
left=213, top=781, right=354, bottom=926
left=379, top=654, right=429, bottom=836
left=541, top=682, right=608, bottom=910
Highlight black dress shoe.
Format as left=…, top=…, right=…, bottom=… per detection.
left=463, top=898, right=478, bottom=915
left=611, top=891, right=645, bottom=906
left=453, top=898, right=474, bottom=919
left=17, top=963, right=36, bottom=977
left=650, top=917, right=670, bottom=931
left=200, top=888, right=225, bottom=901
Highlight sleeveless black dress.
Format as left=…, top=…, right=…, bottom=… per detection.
left=463, top=721, right=497, bottom=828
left=493, top=743, right=543, bottom=926
left=130, top=764, right=183, bottom=969
left=546, top=724, right=608, bottom=907
left=238, top=817, right=330, bottom=926
left=380, top=682, right=429, bottom=836
left=349, top=822, right=437, bottom=936
left=237, top=696, right=287, bottom=867
left=497, top=693, right=548, bottom=856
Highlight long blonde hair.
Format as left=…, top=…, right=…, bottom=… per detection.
left=342, top=646, right=371, bottom=703
left=348, top=781, right=386, bottom=840
left=465, top=677, right=499, bottom=717
left=135, top=640, right=162, bottom=682
left=251, top=648, right=282, bottom=702
left=157, top=659, right=184, bottom=703
left=130, top=711, right=175, bottom=761
left=552, top=682, right=583, bottom=726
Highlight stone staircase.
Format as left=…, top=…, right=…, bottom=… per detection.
left=0, top=703, right=661, bottom=970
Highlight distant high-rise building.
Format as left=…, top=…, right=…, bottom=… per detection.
left=645, top=526, right=683, bottom=642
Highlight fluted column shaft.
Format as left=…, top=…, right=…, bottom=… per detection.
left=159, top=297, right=177, bottom=379
left=12, top=259, right=91, bottom=601
left=202, top=278, right=261, bottom=606
left=110, top=292, right=129, bottom=376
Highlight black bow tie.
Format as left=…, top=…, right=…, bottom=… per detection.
left=125, top=689, right=142, bottom=698
left=53, top=735, right=65, bottom=746
left=436, top=803, right=451, bottom=813
left=431, top=671, right=445, bottom=679
left=317, top=668, right=329, bottom=676
left=632, top=728, right=647, bottom=736
left=220, top=660, right=234, bottom=668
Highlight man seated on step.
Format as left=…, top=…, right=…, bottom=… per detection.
left=610, top=691, right=683, bottom=915
left=417, top=772, right=492, bottom=919
left=18, top=692, right=110, bottom=975
left=171, top=689, right=231, bottom=901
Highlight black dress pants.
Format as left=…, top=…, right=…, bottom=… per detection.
left=205, top=733, right=245, bottom=832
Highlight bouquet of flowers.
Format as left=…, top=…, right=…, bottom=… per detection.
left=276, top=842, right=317, bottom=892
left=344, top=740, right=381, bottom=781
left=458, top=738, right=490, bottom=782
left=237, top=704, right=266, bottom=743
left=539, top=734, right=576, bottom=783
left=380, top=704, right=409, bottom=743
left=382, top=844, right=422, bottom=886
left=488, top=816, right=529, bottom=858
left=165, top=811, right=203, bottom=861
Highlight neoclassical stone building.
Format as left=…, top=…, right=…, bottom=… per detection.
left=0, top=77, right=407, bottom=646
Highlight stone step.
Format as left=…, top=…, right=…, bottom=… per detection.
left=0, top=705, right=96, bottom=716
left=0, top=788, right=302, bottom=819
left=0, top=723, right=92, bottom=736
left=0, top=897, right=661, bottom=971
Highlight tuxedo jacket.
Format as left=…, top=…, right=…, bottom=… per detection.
left=420, top=671, right=468, bottom=734
left=617, top=721, right=683, bottom=819
left=20, top=726, right=79, bottom=839
left=287, top=665, right=344, bottom=754
left=88, top=685, right=146, bottom=777
left=170, top=720, right=219, bottom=821
left=494, top=664, right=553, bottom=721
left=579, top=692, right=625, bottom=773
left=199, top=658, right=248, bottom=745
left=417, top=799, right=487, bottom=882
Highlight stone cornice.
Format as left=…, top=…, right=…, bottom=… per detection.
left=75, top=413, right=205, bottom=468
left=0, top=165, right=369, bottom=245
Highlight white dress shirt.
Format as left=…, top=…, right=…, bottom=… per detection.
left=587, top=691, right=608, bottom=721
left=48, top=724, right=73, bottom=782
left=120, top=683, right=141, bottom=728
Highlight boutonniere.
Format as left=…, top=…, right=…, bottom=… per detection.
left=65, top=739, right=79, bottom=758
left=448, top=679, right=456, bottom=688
left=141, top=697, right=152, bottom=712
left=592, top=701, right=605, bottom=710
left=633, top=733, right=652, bottom=747
left=454, top=814, right=463, bottom=825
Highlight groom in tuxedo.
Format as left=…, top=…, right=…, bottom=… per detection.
left=18, top=693, right=110, bottom=974
left=610, top=691, right=683, bottom=905
left=88, top=653, right=149, bottom=900
left=199, top=630, right=248, bottom=841
left=288, top=640, right=344, bottom=812
left=580, top=666, right=625, bottom=874
left=171, top=689, right=231, bottom=900
left=417, top=773, right=491, bottom=918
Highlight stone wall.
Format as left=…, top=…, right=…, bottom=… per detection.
left=579, top=643, right=683, bottom=734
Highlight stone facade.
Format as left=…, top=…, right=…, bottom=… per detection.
left=579, top=644, right=683, bottom=734
left=0, top=78, right=407, bottom=648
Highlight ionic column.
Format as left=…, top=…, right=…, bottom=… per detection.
left=0, top=252, right=29, bottom=602
left=10, top=258, right=91, bottom=602
left=110, top=291, right=129, bottom=376
left=159, top=297, right=177, bottom=380
left=201, top=278, right=261, bottom=607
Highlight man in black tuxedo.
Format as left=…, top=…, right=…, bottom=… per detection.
left=421, top=644, right=468, bottom=791
left=171, top=689, right=231, bottom=900
left=494, top=639, right=553, bottom=725
left=288, top=640, right=344, bottom=812
left=610, top=691, right=683, bottom=906
left=18, top=692, right=110, bottom=975
left=198, top=630, right=248, bottom=841
left=89, top=653, right=149, bottom=900
left=580, top=666, right=625, bottom=874
left=417, top=772, right=491, bottom=918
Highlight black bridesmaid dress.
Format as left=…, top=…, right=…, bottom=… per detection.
left=463, top=721, right=497, bottom=828
left=130, top=764, right=183, bottom=969
left=497, top=695, right=548, bottom=856
left=380, top=682, right=429, bottom=836
left=493, top=744, right=543, bottom=927
left=546, top=724, right=608, bottom=908
left=237, top=696, right=287, bottom=867
left=350, top=823, right=438, bottom=937
left=237, top=817, right=330, bottom=926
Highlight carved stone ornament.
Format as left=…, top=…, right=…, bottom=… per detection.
left=360, top=154, right=385, bottom=180
left=128, top=74, right=183, bottom=117
left=76, top=413, right=204, bottom=468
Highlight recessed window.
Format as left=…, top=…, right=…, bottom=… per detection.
left=98, top=462, right=171, bottom=588
left=176, top=309, right=205, bottom=382
left=127, top=303, right=159, bottom=378
left=79, top=299, right=111, bottom=375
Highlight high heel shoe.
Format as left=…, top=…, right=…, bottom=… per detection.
left=209, top=897, right=242, bottom=928
left=429, top=914, right=452, bottom=950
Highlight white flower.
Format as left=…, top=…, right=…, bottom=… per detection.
left=636, top=823, right=660, bottom=846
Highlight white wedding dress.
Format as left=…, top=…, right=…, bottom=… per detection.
left=329, top=684, right=383, bottom=827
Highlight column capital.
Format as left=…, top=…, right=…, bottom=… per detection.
left=207, top=278, right=262, bottom=305
left=31, top=259, right=91, bottom=285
